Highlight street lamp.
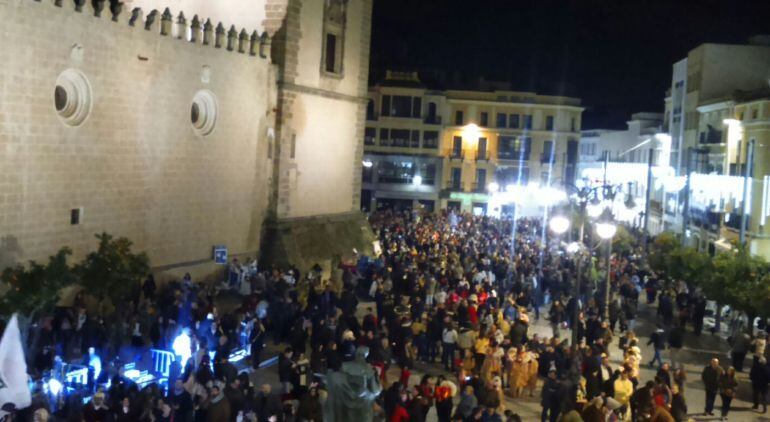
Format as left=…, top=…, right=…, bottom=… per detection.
left=487, top=182, right=500, bottom=193
left=413, top=175, right=423, bottom=186
left=595, top=209, right=617, bottom=320
left=549, top=215, right=570, bottom=235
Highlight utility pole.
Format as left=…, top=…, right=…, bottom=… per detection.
left=740, top=139, right=755, bottom=245
left=643, top=148, right=654, bottom=252
left=681, top=147, right=692, bottom=246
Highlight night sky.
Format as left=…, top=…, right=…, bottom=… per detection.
left=369, top=0, right=770, bottom=129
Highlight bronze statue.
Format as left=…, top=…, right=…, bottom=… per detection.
left=322, top=346, right=382, bottom=421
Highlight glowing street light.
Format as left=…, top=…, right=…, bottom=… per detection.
left=566, top=242, right=581, bottom=254
left=413, top=175, right=423, bottom=186
left=549, top=215, right=570, bottom=234
left=595, top=222, right=617, bottom=240
left=362, top=159, right=373, bottom=168
left=487, top=182, right=499, bottom=193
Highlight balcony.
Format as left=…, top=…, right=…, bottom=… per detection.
left=424, top=116, right=442, bottom=125
left=476, top=151, right=491, bottom=161
left=471, top=181, right=487, bottom=193
left=445, top=181, right=463, bottom=192
left=449, top=150, right=465, bottom=161
left=540, top=153, right=553, bottom=164
left=498, top=151, right=529, bottom=161
left=699, top=128, right=724, bottom=145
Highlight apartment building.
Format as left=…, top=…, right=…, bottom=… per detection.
left=362, top=71, right=583, bottom=215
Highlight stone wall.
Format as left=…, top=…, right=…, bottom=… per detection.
left=0, top=0, right=276, bottom=272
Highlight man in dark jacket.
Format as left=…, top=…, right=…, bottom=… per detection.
left=750, top=356, right=769, bottom=413
left=255, top=384, right=283, bottom=422
left=702, top=358, right=724, bottom=416
left=668, top=323, right=685, bottom=369
left=647, top=326, right=666, bottom=368
left=278, top=347, right=297, bottom=394
left=541, top=369, right=562, bottom=422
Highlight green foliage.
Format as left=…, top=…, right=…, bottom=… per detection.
left=650, top=235, right=770, bottom=322
left=0, top=248, right=77, bottom=318
left=611, top=225, right=637, bottom=256
left=75, top=233, right=149, bottom=305
left=708, top=246, right=769, bottom=318
left=648, top=232, right=679, bottom=275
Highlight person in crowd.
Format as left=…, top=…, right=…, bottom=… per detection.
left=719, top=366, right=738, bottom=420
left=750, top=356, right=769, bottom=413
left=702, top=357, right=724, bottom=416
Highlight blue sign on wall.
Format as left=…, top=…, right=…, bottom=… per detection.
left=213, top=245, right=228, bottom=264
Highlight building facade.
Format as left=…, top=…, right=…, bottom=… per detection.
left=576, top=113, right=667, bottom=233
left=659, top=39, right=770, bottom=257
left=0, top=0, right=374, bottom=278
left=362, top=72, right=583, bottom=216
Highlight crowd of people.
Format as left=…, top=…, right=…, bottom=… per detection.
left=8, top=208, right=770, bottom=421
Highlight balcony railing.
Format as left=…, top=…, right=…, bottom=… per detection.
left=445, top=181, right=463, bottom=192
left=540, top=154, right=553, bottom=164
left=476, top=151, right=491, bottom=161
left=424, top=116, right=442, bottom=125
left=449, top=150, right=464, bottom=160
left=471, top=181, right=487, bottom=193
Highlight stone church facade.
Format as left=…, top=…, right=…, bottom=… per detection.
left=0, top=0, right=374, bottom=278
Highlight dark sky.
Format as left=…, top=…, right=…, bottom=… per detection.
left=369, top=0, right=770, bottom=129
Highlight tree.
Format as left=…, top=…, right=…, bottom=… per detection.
left=611, top=225, right=637, bottom=256
left=648, top=232, right=680, bottom=275
left=76, top=233, right=150, bottom=309
left=0, top=247, right=77, bottom=319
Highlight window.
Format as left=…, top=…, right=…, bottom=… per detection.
left=571, top=117, right=576, bottom=132
left=379, top=128, right=389, bottom=146
left=426, top=102, right=438, bottom=123
left=475, top=169, right=486, bottom=191
left=496, top=113, right=507, bottom=128
left=381, top=96, right=391, bottom=117
left=450, top=168, right=462, bottom=189
left=480, top=112, right=488, bottom=127
left=366, top=100, right=375, bottom=120
left=524, top=115, right=533, bottom=129
left=391, top=96, right=413, bottom=117
left=498, top=136, right=531, bottom=160
left=324, top=33, right=338, bottom=73
left=364, top=127, right=376, bottom=145
left=290, top=134, right=296, bottom=158
left=410, top=130, right=420, bottom=148
left=377, top=160, right=414, bottom=184
left=546, top=116, right=554, bottom=130
left=495, top=167, right=529, bottom=186
left=541, top=140, right=553, bottom=163
left=412, top=97, right=422, bottom=118
left=422, top=131, right=439, bottom=148
left=451, top=136, right=463, bottom=158
left=390, top=129, right=410, bottom=147
left=509, top=114, right=519, bottom=129
left=455, top=110, right=464, bottom=125
left=321, top=0, right=346, bottom=75
left=70, top=208, right=81, bottom=225
left=417, top=162, right=437, bottom=185
left=752, top=108, right=758, bottom=120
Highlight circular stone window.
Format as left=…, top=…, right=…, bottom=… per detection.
left=191, top=90, right=217, bottom=136
left=54, top=69, right=92, bottom=126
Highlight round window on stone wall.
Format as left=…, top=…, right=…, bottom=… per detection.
left=191, top=90, right=217, bottom=136
left=54, top=69, right=92, bottom=126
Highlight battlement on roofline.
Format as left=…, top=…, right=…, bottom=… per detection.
left=20, top=0, right=272, bottom=60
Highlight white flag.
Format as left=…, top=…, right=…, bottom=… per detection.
left=0, top=315, right=31, bottom=417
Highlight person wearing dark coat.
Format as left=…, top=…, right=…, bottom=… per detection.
left=296, top=387, right=323, bottom=422
left=254, top=384, right=283, bottom=422
left=540, top=369, right=562, bottom=422
left=701, top=358, right=724, bottom=416
left=170, top=379, right=194, bottom=422
left=750, top=356, right=769, bottom=413
left=278, top=347, right=297, bottom=394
